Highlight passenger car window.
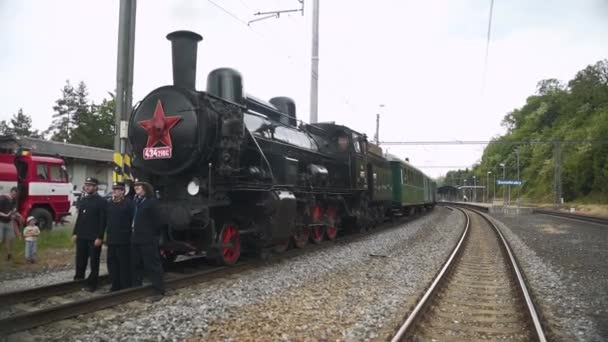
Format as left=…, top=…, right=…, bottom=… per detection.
left=36, top=163, right=48, bottom=180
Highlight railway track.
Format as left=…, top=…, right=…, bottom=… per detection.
left=0, top=275, right=109, bottom=309
left=0, top=262, right=237, bottom=337
left=0, top=209, right=434, bottom=338
left=392, top=206, right=547, bottom=341
left=533, top=208, right=608, bottom=226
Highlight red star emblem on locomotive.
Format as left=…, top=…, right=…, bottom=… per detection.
left=138, top=100, right=181, bottom=160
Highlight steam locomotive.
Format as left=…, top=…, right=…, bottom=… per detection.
left=128, top=30, right=435, bottom=265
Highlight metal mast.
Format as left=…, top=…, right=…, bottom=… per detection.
left=309, top=0, right=320, bottom=123
left=114, top=0, right=137, bottom=181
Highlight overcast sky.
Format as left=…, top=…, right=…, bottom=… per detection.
left=1, top=0, right=607, bottom=178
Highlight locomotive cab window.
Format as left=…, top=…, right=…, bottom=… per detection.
left=244, top=113, right=272, bottom=139
left=352, top=133, right=361, bottom=153
left=274, top=126, right=317, bottom=151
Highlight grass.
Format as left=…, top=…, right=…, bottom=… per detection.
left=0, top=226, right=74, bottom=270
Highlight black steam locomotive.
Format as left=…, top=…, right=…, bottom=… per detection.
left=128, top=31, right=435, bottom=265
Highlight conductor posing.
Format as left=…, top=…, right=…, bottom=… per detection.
left=105, top=182, right=134, bottom=292
left=72, top=177, right=106, bottom=292
left=131, top=180, right=165, bottom=300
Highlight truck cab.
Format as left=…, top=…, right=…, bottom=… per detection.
left=0, top=147, right=73, bottom=229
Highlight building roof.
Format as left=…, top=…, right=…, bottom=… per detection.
left=0, top=135, right=113, bottom=162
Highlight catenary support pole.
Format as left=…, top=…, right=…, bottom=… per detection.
left=309, top=0, right=319, bottom=123
left=114, top=0, right=137, bottom=182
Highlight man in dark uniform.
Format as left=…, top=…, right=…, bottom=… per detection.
left=105, top=182, right=134, bottom=292
left=131, top=180, right=165, bottom=301
left=72, top=177, right=106, bottom=292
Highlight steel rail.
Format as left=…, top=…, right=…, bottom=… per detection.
left=0, top=275, right=110, bottom=308
left=473, top=208, right=547, bottom=342
left=390, top=206, right=470, bottom=342
left=533, top=208, right=608, bottom=226
left=0, top=265, right=239, bottom=336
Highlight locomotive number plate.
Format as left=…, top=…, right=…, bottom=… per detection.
left=143, top=146, right=172, bottom=160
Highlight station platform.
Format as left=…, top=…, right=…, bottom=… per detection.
left=439, top=201, right=534, bottom=215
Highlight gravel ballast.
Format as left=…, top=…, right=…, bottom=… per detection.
left=488, top=212, right=608, bottom=342
left=19, top=207, right=464, bottom=341
left=0, top=250, right=109, bottom=295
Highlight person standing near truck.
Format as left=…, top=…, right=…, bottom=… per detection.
left=72, top=177, right=106, bottom=292
left=0, top=187, right=21, bottom=261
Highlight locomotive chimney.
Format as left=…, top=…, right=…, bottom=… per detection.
left=166, top=30, right=203, bottom=90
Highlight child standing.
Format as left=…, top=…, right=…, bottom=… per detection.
left=23, top=216, right=40, bottom=263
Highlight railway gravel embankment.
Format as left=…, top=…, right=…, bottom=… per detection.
left=488, top=212, right=608, bottom=342
left=20, top=206, right=464, bottom=342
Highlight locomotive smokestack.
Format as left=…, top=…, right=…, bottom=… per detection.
left=166, top=30, right=203, bottom=90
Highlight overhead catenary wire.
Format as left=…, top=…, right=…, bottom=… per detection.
left=207, top=0, right=249, bottom=26
left=205, top=0, right=308, bottom=69
left=380, top=140, right=608, bottom=145
left=481, top=0, right=495, bottom=95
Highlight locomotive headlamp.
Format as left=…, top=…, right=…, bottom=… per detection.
left=187, top=177, right=200, bottom=196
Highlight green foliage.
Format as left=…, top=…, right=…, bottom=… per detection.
left=10, top=109, right=42, bottom=138
left=448, top=59, right=608, bottom=203
left=45, top=80, right=116, bottom=149
left=0, top=109, right=42, bottom=138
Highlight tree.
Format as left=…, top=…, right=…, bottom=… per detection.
left=72, top=94, right=116, bottom=149
left=46, top=80, right=77, bottom=142
left=0, top=120, right=12, bottom=135
left=9, top=108, right=42, bottom=138
left=536, top=78, right=564, bottom=95
left=45, top=80, right=117, bottom=148
left=447, top=59, right=608, bottom=204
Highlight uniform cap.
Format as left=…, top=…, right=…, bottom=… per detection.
left=112, top=182, right=126, bottom=190
left=26, top=216, right=36, bottom=223
left=84, top=177, right=99, bottom=185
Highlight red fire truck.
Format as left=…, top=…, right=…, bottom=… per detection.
left=0, top=139, right=73, bottom=229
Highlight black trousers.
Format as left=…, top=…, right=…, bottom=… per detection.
left=74, top=239, right=101, bottom=289
left=107, top=244, right=131, bottom=291
left=131, top=243, right=165, bottom=294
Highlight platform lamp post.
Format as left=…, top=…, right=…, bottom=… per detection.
left=463, top=179, right=467, bottom=201
left=500, top=163, right=506, bottom=206
left=473, top=175, right=477, bottom=203
left=516, top=148, right=521, bottom=207
left=493, top=170, right=497, bottom=203
left=487, top=171, right=491, bottom=204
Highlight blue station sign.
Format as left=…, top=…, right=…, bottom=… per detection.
left=497, top=179, right=522, bottom=185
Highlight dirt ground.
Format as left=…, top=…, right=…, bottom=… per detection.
left=0, top=246, right=75, bottom=279
left=537, top=203, right=608, bottom=216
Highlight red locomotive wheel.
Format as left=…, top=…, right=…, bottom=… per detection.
left=217, top=223, right=241, bottom=265
left=325, top=207, right=338, bottom=241
left=312, top=205, right=323, bottom=222
left=293, top=228, right=310, bottom=249
left=160, top=249, right=178, bottom=264
left=310, top=226, right=324, bottom=244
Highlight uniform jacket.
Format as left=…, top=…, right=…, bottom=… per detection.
left=106, top=197, right=134, bottom=245
left=131, top=195, right=162, bottom=245
left=73, top=193, right=106, bottom=240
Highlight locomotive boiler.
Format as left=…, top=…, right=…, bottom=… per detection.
left=128, top=30, right=434, bottom=265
